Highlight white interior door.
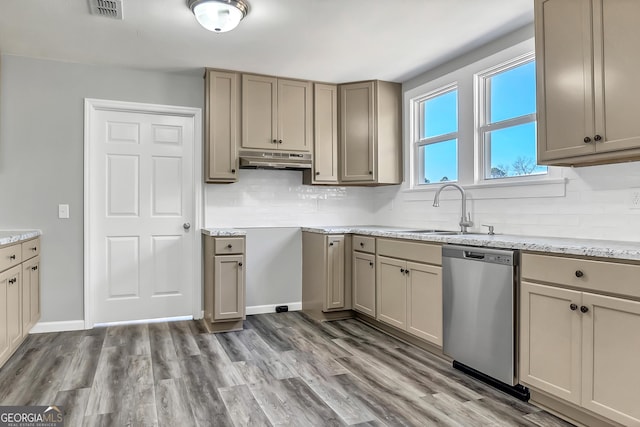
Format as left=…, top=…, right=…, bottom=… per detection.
left=86, top=102, right=197, bottom=324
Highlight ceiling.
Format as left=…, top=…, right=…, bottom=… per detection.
left=0, top=0, right=534, bottom=83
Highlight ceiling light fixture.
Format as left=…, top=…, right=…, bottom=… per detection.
left=188, top=0, right=249, bottom=33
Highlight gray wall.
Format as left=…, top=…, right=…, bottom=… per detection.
left=0, top=55, right=204, bottom=322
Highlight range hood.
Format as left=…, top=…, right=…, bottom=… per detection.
left=239, top=150, right=312, bottom=170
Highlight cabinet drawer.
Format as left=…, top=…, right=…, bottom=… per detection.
left=0, top=243, right=22, bottom=273
left=214, top=238, right=245, bottom=255
left=377, top=238, right=441, bottom=266
left=353, top=235, right=375, bottom=254
left=521, top=252, right=640, bottom=299
left=21, top=238, right=40, bottom=261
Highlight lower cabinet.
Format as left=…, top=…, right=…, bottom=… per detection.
left=352, top=251, right=375, bottom=317
left=520, top=253, right=640, bottom=426
left=203, top=235, right=246, bottom=332
left=0, top=265, right=22, bottom=366
left=22, top=255, right=40, bottom=336
left=302, top=232, right=352, bottom=321
left=376, top=239, right=443, bottom=347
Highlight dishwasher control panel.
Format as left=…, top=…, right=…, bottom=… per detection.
left=486, top=254, right=512, bottom=265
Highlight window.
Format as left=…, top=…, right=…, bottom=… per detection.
left=477, top=55, right=546, bottom=180
left=413, top=85, right=458, bottom=186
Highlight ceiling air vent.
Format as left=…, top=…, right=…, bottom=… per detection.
left=89, top=0, right=123, bottom=19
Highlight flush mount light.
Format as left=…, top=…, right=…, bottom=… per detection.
left=188, top=0, right=249, bottom=33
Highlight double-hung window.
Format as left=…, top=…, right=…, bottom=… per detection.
left=413, top=84, right=458, bottom=186
left=477, top=54, right=546, bottom=180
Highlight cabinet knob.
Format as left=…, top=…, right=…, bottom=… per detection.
left=570, top=303, right=578, bottom=311
left=575, top=270, right=584, bottom=278
left=9, top=254, right=16, bottom=260
left=231, top=169, right=236, bottom=173
left=405, top=269, right=410, bottom=275
left=31, top=247, right=37, bottom=251
left=238, top=262, right=243, bottom=267
left=400, top=268, right=405, bottom=273
left=360, top=242, right=364, bottom=247
left=315, top=171, right=320, bottom=175
left=9, top=278, right=16, bottom=284
left=580, top=305, right=589, bottom=313
left=272, top=139, right=277, bottom=144
left=278, top=140, right=283, bottom=144
left=594, top=134, right=602, bottom=142
left=584, top=136, right=592, bottom=143
left=369, top=261, right=374, bottom=267
left=32, top=266, right=38, bottom=271
left=368, top=171, right=373, bottom=175
left=227, top=244, right=233, bottom=249
left=329, top=242, right=334, bottom=246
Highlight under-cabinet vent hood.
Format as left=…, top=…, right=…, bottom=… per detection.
left=239, top=150, right=312, bottom=170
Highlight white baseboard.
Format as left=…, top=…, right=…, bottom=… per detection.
left=246, top=302, right=302, bottom=316
left=30, top=320, right=86, bottom=334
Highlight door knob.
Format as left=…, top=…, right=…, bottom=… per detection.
left=183, top=223, right=191, bottom=230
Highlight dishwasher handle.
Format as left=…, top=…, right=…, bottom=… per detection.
left=464, top=251, right=486, bottom=260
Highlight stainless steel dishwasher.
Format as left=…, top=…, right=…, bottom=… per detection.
left=442, top=245, right=529, bottom=400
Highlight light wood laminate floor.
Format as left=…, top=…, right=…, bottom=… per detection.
left=0, top=312, right=574, bottom=426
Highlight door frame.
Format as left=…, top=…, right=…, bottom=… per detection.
left=83, top=98, right=203, bottom=329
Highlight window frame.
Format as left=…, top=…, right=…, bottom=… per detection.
left=411, top=83, right=459, bottom=188
left=474, top=52, right=542, bottom=183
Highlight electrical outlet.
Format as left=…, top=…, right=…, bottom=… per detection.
left=630, top=190, right=640, bottom=209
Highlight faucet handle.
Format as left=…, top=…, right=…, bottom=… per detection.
left=482, top=224, right=495, bottom=235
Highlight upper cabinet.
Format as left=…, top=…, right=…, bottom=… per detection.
left=339, top=81, right=402, bottom=185
left=536, top=0, right=640, bottom=166
left=241, top=74, right=312, bottom=152
left=311, top=83, right=339, bottom=184
left=204, top=69, right=240, bottom=183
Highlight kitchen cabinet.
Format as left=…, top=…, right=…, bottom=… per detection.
left=352, top=236, right=375, bottom=317
left=302, top=232, right=352, bottom=321
left=536, top=0, right=640, bottom=166
left=242, top=74, right=312, bottom=152
left=203, top=235, right=245, bottom=332
left=520, top=252, right=640, bottom=426
left=376, top=239, right=442, bottom=346
left=339, top=80, right=402, bottom=185
left=307, top=83, right=338, bottom=184
left=204, top=69, right=240, bottom=183
left=0, top=236, right=40, bottom=368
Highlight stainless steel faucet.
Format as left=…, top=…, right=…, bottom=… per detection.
left=432, top=183, right=473, bottom=234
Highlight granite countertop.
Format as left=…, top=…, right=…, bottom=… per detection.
left=0, top=230, right=42, bottom=247
left=201, top=228, right=247, bottom=237
left=301, top=226, right=640, bottom=262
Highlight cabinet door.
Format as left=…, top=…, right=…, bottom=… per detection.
left=205, top=70, right=239, bottom=182
left=0, top=268, right=10, bottom=364
left=6, top=266, right=22, bottom=352
left=278, top=79, right=312, bottom=152
left=352, top=251, right=375, bottom=317
left=22, top=256, right=40, bottom=336
left=325, top=236, right=345, bottom=310
left=535, top=0, right=595, bottom=162
left=313, top=83, right=338, bottom=183
left=406, top=262, right=442, bottom=346
left=213, top=255, right=245, bottom=320
left=520, top=281, right=582, bottom=405
left=340, top=82, right=375, bottom=182
left=581, top=293, right=640, bottom=425
left=242, top=74, right=278, bottom=150
left=593, top=0, right=640, bottom=154
left=376, top=256, right=406, bottom=329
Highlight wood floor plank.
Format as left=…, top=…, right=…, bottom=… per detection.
left=53, top=387, right=91, bottom=427
left=155, top=378, right=196, bottom=427
left=244, top=315, right=294, bottom=353
left=148, top=322, right=182, bottom=381
left=168, top=321, right=201, bottom=359
left=524, top=410, right=577, bottom=427
left=219, top=384, right=272, bottom=427
left=104, top=323, right=151, bottom=356
left=60, top=335, right=104, bottom=391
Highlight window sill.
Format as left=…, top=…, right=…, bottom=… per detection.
left=403, top=177, right=567, bottom=201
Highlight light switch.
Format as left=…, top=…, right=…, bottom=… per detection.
left=58, top=204, right=70, bottom=219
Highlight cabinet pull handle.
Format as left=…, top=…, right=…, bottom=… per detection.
left=9, top=254, right=16, bottom=260
left=580, top=305, right=589, bottom=313
left=575, top=270, right=584, bottom=278
left=570, top=303, right=578, bottom=311
left=369, top=261, right=374, bottom=267
left=594, top=134, right=602, bottom=142
left=583, top=136, right=591, bottom=143
left=227, top=244, right=233, bottom=249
